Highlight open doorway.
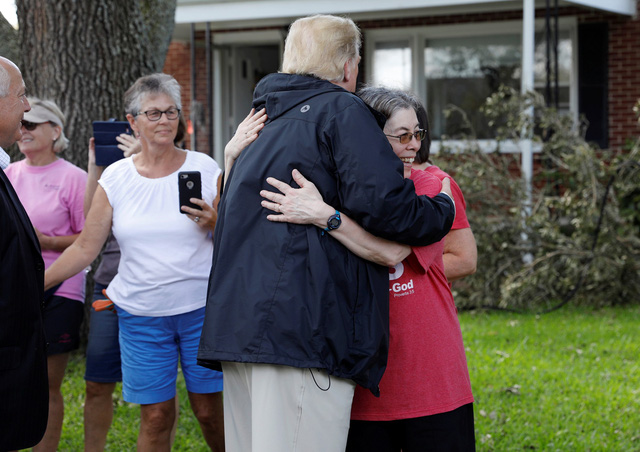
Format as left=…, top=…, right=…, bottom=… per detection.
left=214, top=44, right=281, bottom=167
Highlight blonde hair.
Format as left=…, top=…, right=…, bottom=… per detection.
left=28, top=97, right=69, bottom=153
left=282, top=15, right=361, bottom=82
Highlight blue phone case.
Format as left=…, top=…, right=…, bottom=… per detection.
left=93, top=121, right=131, bottom=167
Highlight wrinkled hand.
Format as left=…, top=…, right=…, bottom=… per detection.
left=260, top=169, right=334, bottom=227
left=181, top=198, right=218, bottom=231
left=225, top=108, right=267, bottom=163
left=116, top=133, right=141, bottom=157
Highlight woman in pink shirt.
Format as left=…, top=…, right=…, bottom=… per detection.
left=5, top=98, right=87, bottom=451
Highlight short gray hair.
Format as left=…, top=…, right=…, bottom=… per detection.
left=358, top=86, right=432, bottom=160
left=357, top=86, right=414, bottom=120
left=123, top=73, right=182, bottom=116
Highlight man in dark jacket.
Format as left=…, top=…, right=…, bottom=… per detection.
left=0, top=56, right=49, bottom=451
left=198, top=15, right=455, bottom=452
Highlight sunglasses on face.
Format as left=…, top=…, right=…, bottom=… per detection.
left=385, top=129, right=427, bottom=145
left=21, top=120, right=47, bottom=131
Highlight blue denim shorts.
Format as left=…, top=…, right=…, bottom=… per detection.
left=116, top=305, right=223, bottom=404
left=84, top=282, right=122, bottom=383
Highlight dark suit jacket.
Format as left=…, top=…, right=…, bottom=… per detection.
left=0, top=167, right=48, bottom=450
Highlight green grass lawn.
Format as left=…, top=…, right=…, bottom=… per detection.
left=464, top=305, right=640, bottom=451
left=57, top=359, right=210, bottom=451
left=54, top=305, right=640, bottom=451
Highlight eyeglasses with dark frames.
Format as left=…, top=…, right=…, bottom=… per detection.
left=385, top=129, right=427, bottom=145
left=135, top=108, right=181, bottom=121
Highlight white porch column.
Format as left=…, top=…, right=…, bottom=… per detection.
left=521, top=0, right=535, bottom=262
left=521, top=0, right=535, bottom=207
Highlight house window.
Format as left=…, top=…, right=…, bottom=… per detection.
left=366, top=21, right=576, bottom=144
left=372, top=41, right=412, bottom=89
left=425, top=34, right=522, bottom=139
left=533, top=31, right=573, bottom=113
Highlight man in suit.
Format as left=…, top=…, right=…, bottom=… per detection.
left=0, top=56, right=49, bottom=451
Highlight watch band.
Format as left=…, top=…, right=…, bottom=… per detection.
left=322, top=210, right=341, bottom=235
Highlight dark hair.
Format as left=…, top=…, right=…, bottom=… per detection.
left=411, top=98, right=431, bottom=164
left=175, top=115, right=187, bottom=146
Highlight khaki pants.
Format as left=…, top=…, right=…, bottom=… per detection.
left=221, top=361, right=356, bottom=452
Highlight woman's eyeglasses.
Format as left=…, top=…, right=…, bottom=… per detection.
left=21, top=120, right=46, bottom=131
left=385, top=129, right=427, bottom=145
left=136, top=108, right=181, bottom=121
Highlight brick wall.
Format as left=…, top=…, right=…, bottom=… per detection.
left=163, top=39, right=212, bottom=154
left=165, top=4, right=640, bottom=154
left=163, top=41, right=194, bottom=149
left=605, top=2, right=640, bottom=149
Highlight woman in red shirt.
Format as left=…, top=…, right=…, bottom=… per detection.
left=259, top=87, right=476, bottom=451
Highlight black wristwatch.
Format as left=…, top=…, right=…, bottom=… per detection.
left=324, top=210, right=341, bottom=233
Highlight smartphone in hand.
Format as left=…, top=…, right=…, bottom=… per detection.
left=178, top=171, right=202, bottom=214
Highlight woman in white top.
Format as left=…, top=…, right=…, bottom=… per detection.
left=45, top=73, right=224, bottom=450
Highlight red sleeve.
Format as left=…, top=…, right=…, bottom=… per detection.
left=407, top=169, right=446, bottom=273
left=425, top=166, right=470, bottom=230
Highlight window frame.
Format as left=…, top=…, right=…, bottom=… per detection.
left=364, top=18, right=578, bottom=153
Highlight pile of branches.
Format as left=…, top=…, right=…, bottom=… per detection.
left=435, top=88, right=640, bottom=312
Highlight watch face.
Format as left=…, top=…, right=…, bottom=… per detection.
left=328, top=215, right=341, bottom=229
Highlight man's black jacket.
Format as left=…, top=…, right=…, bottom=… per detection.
left=0, top=167, right=48, bottom=450
left=198, top=73, right=454, bottom=395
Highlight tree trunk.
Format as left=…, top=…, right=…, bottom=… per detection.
left=0, top=14, right=19, bottom=67
left=0, top=15, right=21, bottom=161
left=16, top=0, right=177, bottom=169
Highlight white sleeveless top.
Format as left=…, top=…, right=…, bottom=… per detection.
left=99, top=150, right=221, bottom=316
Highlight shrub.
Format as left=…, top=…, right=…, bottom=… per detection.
left=434, top=87, right=640, bottom=311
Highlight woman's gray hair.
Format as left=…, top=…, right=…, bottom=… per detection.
left=357, top=86, right=415, bottom=120
left=0, top=64, right=10, bottom=97
left=28, top=97, right=69, bottom=153
left=123, top=73, right=182, bottom=116
left=358, top=86, right=432, bottom=161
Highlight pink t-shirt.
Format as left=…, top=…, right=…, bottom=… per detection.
left=6, top=158, right=87, bottom=302
left=350, top=168, right=473, bottom=421
left=425, top=165, right=470, bottom=230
